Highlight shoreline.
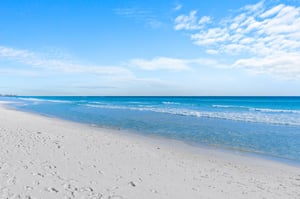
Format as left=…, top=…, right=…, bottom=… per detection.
left=5, top=100, right=300, bottom=167
left=1, top=101, right=300, bottom=198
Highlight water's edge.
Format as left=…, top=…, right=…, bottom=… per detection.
left=2, top=100, right=300, bottom=168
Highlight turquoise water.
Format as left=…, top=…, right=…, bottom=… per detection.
left=2, top=96, right=300, bottom=162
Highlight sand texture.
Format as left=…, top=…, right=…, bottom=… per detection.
left=0, top=104, right=300, bottom=199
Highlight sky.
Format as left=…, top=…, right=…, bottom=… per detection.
left=0, top=0, right=300, bottom=96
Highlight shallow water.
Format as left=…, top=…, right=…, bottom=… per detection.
left=3, top=96, right=300, bottom=162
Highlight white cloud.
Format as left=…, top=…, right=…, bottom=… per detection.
left=0, top=46, right=33, bottom=60
left=113, top=7, right=162, bottom=28
left=191, top=28, right=230, bottom=45
left=174, top=11, right=210, bottom=30
left=233, top=52, right=300, bottom=79
left=243, top=0, right=265, bottom=13
left=0, top=46, right=190, bottom=92
left=129, top=57, right=190, bottom=71
left=174, top=4, right=182, bottom=11
left=206, top=49, right=219, bottom=55
left=0, top=45, right=133, bottom=78
left=199, top=16, right=211, bottom=24
left=174, top=1, right=300, bottom=78
left=260, top=4, right=285, bottom=18
left=129, top=57, right=220, bottom=71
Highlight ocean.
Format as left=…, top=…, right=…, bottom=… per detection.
left=2, top=96, right=300, bottom=162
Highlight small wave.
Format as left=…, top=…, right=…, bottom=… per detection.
left=88, top=101, right=108, bottom=105
left=18, top=97, right=44, bottom=102
left=18, top=97, right=72, bottom=104
left=212, top=104, right=249, bottom=109
left=250, top=108, right=300, bottom=114
left=84, top=104, right=300, bottom=126
left=128, top=101, right=147, bottom=104
left=213, top=104, right=300, bottom=114
left=162, top=101, right=181, bottom=105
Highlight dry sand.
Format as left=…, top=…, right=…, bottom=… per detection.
left=0, top=102, right=299, bottom=199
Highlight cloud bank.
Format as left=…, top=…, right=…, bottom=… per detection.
left=174, top=1, right=300, bottom=78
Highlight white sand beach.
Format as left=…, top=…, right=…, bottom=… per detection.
left=0, top=102, right=300, bottom=199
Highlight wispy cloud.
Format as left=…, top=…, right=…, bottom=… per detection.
left=0, top=45, right=133, bottom=78
left=129, top=57, right=190, bottom=71
left=174, top=4, right=182, bottom=11
left=128, top=57, right=220, bottom=71
left=174, top=11, right=211, bottom=30
left=233, top=53, right=300, bottom=79
left=72, top=85, right=118, bottom=89
left=0, top=45, right=180, bottom=94
left=0, top=68, right=39, bottom=76
left=113, top=7, right=162, bottom=28
left=174, top=1, right=300, bottom=78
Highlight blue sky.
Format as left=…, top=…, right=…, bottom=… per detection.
left=0, top=0, right=300, bottom=96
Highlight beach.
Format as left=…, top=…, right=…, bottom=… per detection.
left=0, top=102, right=300, bottom=199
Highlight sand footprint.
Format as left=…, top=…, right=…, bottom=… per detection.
left=24, top=185, right=34, bottom=191
left=45, top=187, right=59, bottom=193
left=7, top=176, right=17, bottom=185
